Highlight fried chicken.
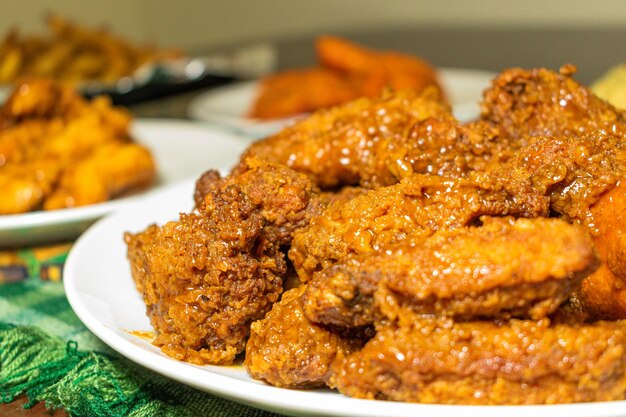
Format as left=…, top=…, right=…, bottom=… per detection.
left=303, top=217, right=595, bottom=329
left=0, top=79, right=155, bottom=213
left=481, top=64, right=626, bottom=140
left=245, top=285, right=364, bottom=389
left=126, top=158, right=318, bottom=365
left=242, top=88, right=451, bottom=189
left=289, top=173, right=546, bottom=281
left=576, top=182, right=626, bottom=319
left=335, top=317, right=626, bottom=404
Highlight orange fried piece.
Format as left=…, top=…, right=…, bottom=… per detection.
left=289, top=173, right=547, bottom=281
left=249, top=36, right=442, bottom=119
left=303, top=217, right=595, bottom=329
left=249, top=68, right=356, bottom=119
left=245, top=285, right=364, bottom=389
left=481, top=64, right=626, bottom=139
left=577, top=182, right=626, bottom=319
left=335, top=317, right=626, bottom=404
left=126, top=159, right=318, bottom=365
left=244, top=88, right=451, bottom=189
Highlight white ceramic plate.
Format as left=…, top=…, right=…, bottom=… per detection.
left=64, top=180, right=626, bottom=417
left=0, top=120, right=247, bottom=248
left=187, top=68, right=495, bottom=137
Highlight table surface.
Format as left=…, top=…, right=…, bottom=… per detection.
left=5, top=26, right=625, bottom=416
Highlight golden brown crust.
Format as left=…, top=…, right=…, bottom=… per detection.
left=335, top=318, right=626, bottom=404
left=303, top=217, right=596, bottom=328
left=245, top=285, right=363, bottom=388
left=126, top=159, right=318, bottom=364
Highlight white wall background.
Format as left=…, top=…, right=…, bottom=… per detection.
left=3, top=0, right=626, bottom=51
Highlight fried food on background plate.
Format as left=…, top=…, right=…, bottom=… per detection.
left=0, top=14, right=182, bottom=86
left=0, top=79, right=155, bottom=214
left=248, top=36, right=442, bottom=119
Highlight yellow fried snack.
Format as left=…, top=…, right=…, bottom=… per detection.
left=0, top=14, right=182, bottom=86
left=0, top=79, right=156, bottom=214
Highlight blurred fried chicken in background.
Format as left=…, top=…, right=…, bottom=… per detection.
left=0, top=79, right=155, bottom=214
left=0, top=14, right=182, bottom=86
left=249, top=36, right=441, bottom=119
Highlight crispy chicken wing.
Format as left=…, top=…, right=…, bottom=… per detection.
left=289, top=173, right=546, bottom=281
left=303, top=217, right=595, bottom=328
left=481, top=64, right=626, bottom=139
left=335, top=317, right=626, bottom=404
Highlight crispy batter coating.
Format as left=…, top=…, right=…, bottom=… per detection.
left=245, top=92, right=533, bottom=191
left=491, top=133, right=626, bottom=226
left=304, top=217, right=595, bottom=328
left=481, top=65, right=626, bottom=139
left=126, top=159, right=318, bottom=364
left=335, top=318, right=626, bottom=404
left=289, top=173, right=546, bottom=281
left=243, top=88, right=451, bottom=189
left=245, top=285, right=364, bottom=389
left=0, top=79, right=155, bottom=214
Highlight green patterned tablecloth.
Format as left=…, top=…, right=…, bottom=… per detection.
left=0, top=243, right=282, bottom=417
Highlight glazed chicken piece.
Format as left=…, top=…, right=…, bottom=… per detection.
left=335, top=317, right=626, bottom=404
left=486, top=133, right=626, bottom=318
left=576, top=182, right=626, bottom=319
left=245, top=285, right=364, bottom=389
left=244, top=89, right=531, bottom=190
left=481, top=64, right=626, bottom=140
left=126, top=158, right=318, bottom=365
left=242, top=88, right=452, bottom=189
left=303, top=217, right=595, bottom=329
left=289, top=173, right=547, bottom=281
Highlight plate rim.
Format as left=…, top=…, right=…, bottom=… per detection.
left=63, top=180, right=626, bottom=417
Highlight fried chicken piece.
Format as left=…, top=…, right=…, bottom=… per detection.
left=125, top=158, right=318, bottom=364
left=0, top=160, right=60, bottom=214
left=490, top=133, right=626, bottom=226
left=335, top=317, right=626, bottom=404
left=481, top=65, right=626, bottom=139
left=248, top=68, right=357, bottom=119
left=289, top=173, right=547, bottom=281
left=576, top=182, right=626, bottom=319
left=0, top=79, right=153, bottom=214
left=245, top=90, right=532, bottom=190
left=304, top=217, right=595, bottom=329
left=242, top=88, right=451, bottom=189
left=43, top=142, right=155, bottom=209
left=245, top=285, right=364, bottom=389
left=316, top=36, right=441, bottom=98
